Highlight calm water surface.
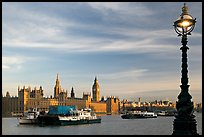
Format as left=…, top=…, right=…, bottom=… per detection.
left=2, top=113, right=202, bottom=135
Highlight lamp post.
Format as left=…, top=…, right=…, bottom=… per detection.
left=172, top=3, right=198, bottom=135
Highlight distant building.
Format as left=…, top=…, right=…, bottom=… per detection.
left=2, top=92, right=19, bottom=117
left=106, top=96, right=120, bottom=115
left=120, top=98, right=177, bottom=113
left=2, top=74, right=119, bottom=117
left=193, top=102, right=202, bottom=112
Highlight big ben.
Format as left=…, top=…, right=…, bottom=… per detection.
left=92, top=76, right=100, bottom=102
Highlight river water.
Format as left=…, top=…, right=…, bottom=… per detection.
left=2, top=113, right=202, bottom=135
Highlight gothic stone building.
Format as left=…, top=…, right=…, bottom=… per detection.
left=2, top=74, right=119, bottom=117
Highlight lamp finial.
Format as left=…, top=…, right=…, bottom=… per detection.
left=182, top=3, right=189, bottom=16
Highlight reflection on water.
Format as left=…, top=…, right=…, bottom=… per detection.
left=2, top=113, right=202, bottom=135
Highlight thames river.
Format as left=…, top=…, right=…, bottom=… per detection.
left=2, top=113, right=202, bottom=135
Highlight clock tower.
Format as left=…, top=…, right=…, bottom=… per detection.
left=92, top=76, right=100, bottom=102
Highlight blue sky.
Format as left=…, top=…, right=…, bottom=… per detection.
left=2, top=2, right=202, bottom=103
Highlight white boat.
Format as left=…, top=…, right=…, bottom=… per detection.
left=59, top=108, right=101, bottom=125
left=18, top=108, right=40, bottom=124
left=121, top=111, right=157, bottom=119
left=37, top=107, right=101, bottom=126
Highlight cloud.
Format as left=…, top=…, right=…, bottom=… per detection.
left=2, top=2, right=201, bottom=57
left=2, top=56, right=25, bottom=64
left=87, top=2, right=155, bottom=17
left=2, top=56, right=25, bottom=70
left=100, top=69, right=148, bottom=80
left=2, top=56, right=45, bottom=70
left=2, top=65, right=10, bottom=69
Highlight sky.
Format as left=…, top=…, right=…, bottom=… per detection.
left=2, top=2, right=202, bottom=103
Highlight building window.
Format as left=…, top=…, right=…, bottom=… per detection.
left=114, top=98, right=116, bottom=103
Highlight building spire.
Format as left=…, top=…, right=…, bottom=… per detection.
left=54, top=73, right=61, bottom=98
left=71, top=87, right=75, bottom=98
left=95, top=76, right=97, bottom=82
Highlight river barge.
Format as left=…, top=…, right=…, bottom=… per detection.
left=37, top=106, right=101, bottom=126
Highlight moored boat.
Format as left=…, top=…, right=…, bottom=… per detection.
left=18, top=108, right=40, bottom=124
left=59, top=108, right=101, bottom=126
left=37, top=106, right=101, bottom=126
left=121, top=111, right=157, bottom=119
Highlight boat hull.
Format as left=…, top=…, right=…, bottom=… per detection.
left=37, top=115, right=61, bottom=126
left=157, top=114, right=175, bottom=116
left=60, top=118, right=101, bottom=126
left=37, top=115, right=101, bottom=126
left=121, top=113, right=157, bottom=119
left=19, top=118, right=37, bottom=124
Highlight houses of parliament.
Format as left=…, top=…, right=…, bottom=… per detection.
left=2, top=74, right=119, bottom=117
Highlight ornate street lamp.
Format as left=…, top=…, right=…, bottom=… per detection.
left=172, top=3, right=198, bottom=135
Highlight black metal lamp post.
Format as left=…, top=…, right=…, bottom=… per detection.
left=172, top=3, right=198, bottom=135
